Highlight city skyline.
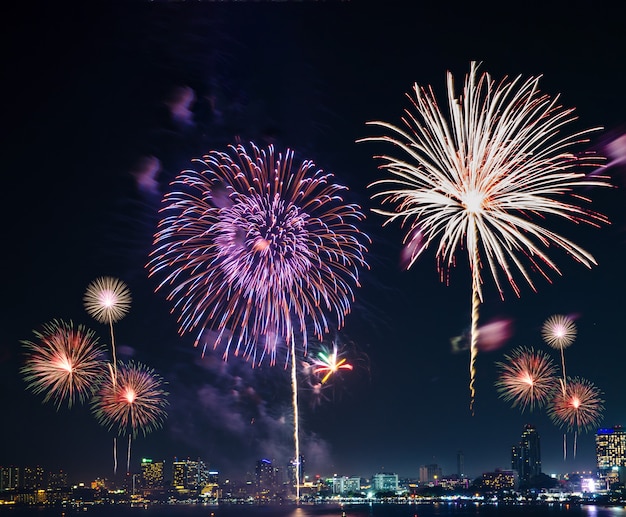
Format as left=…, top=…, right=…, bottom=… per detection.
left=3, top=2, right=626, bottom=484
left=0, top=420, right=616, bottom=486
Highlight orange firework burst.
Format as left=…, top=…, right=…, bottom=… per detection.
left=91, top=361, right=168, bottom=437
left=548, top=377, right=604, bottom=433
left=21, top=320, right=107, bottom=409
left=495, top=346, right=558, bottom=412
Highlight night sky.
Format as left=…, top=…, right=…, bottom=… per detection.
left=3, top=1, right=626, bottom=485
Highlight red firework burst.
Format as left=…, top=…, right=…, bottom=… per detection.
left=495, top=346, right=559, bottom=412
left=548, top=377, right=604, bottom=432
left=92, top=361, right=168, bottom=437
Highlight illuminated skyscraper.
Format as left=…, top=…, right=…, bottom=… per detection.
left=255, top=459, right=275, bottom=495
left=172, top=458, right=209, bottom=490
left=140, top=458, right=164, bottom=489
left=172, top=458, right=208, bottom=491
left=512, top=424, right=541, bottom=484
left=596, top=425, right=626, bottom=483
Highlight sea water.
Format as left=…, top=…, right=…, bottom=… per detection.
left=1, top=503, right=626, bottom=517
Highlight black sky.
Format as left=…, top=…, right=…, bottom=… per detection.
left=3, top=1, right=626, bottom=484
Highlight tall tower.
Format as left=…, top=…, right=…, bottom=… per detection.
left=596, top=425, right=626, bottom=483
left=512, top=424, right=541, bottom=484
left=457, top=450, right=465, bottom=478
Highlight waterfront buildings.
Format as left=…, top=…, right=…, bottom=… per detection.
left=596, top=425, right=626, bottom=486
left=0, top=466, right=62, bottom=492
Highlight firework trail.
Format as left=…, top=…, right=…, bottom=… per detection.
left=21, top=320, right=107, bottom=409
left=494, top=346, right=558, bottom=412
left=541, top=314, right=578, bottom=459
left=148, top=142, right=369, bottom=501
left=84, top=277, right=132, bottom=380
left=92, top=360, right=168, bottom=472
left=547, top=376, right=604, bottom=457
left=541, top=314, right=576, bottom=389
left=362, top=61, right=610, bottom=413
left=84, top=276, right=133, bottom=473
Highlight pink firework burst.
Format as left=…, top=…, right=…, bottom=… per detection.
left=548, top=376, right=604, bottom=433
left=148, top=142, right=369, bottom=365
left=84, top=276, right=132, bottom=375
left=495, top=346, right=559, bottom=412
left=91, top=361, right=168, bottom=437
left=84, top=277, right=132, bottom=324
left=21, top=320, right=107, bottom=409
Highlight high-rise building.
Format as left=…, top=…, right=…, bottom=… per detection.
left=47, top=470, right=68, bottom=489
left=140, top=458, right=165, bottom=489
left=419, top=464, right=442, bottom=484
left=172, top=458, right=209, bottom=491
left=196, top=460, right=209, bottom=489
left=0, top=466, right=19, bottom=491
left=22, top=466, right=44, bottom=490
left=255, top=459, right=276, bottom=496
left=200, top=471, right=220, bottom=500
left=512, top=424, right=541, bottom=484
left=287, top=455, right=305, bottom=489
left=596, top=425, right=626, bottom=483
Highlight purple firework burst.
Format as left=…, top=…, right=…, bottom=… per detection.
left=148, top=142, right=369, bottom=365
